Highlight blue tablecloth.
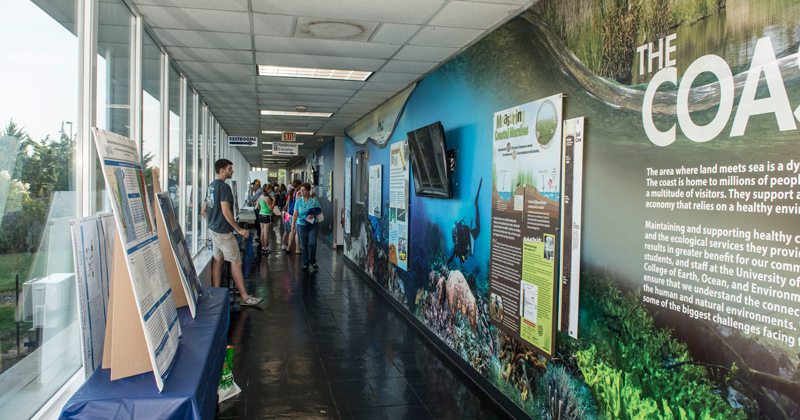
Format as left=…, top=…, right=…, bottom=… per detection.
left=61, top=288, right=230, bottom=420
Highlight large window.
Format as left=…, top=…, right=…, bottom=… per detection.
left=168, top=65, right=181, bottom=215
left=196, top=103, right=205, bottom=252
left=141, top=31, right=162, bottom=192
left=96, top=0, right=133, bottom=214
left=185, top=90, right=195, bottom=253
left=0, top=0, right=80, bottom=417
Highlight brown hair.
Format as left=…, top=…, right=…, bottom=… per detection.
left=292, top=179, right=301, bottom=188
left=300, top=182, right=312, bottom=192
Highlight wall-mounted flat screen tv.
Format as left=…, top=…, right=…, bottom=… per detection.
left=407, top=121, right=452, bottom=199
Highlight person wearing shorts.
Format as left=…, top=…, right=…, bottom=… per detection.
left=201, top=159, right=262, bottom=306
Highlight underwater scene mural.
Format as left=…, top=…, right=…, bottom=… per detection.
left=345, top=1, right=800, bottom=418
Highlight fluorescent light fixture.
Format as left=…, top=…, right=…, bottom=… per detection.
left=260, top=110, right=332, bottom=118
left=258, top=65, right=372, bottom=81
left=261, top=130, right=315, bottom=135
left=261, top=142, right=274, bottom=145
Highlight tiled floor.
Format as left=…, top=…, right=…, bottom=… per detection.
left=218, top=234, right=512, bottom=420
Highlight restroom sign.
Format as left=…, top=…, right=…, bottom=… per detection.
left=282, top=132, right=296, bottom=142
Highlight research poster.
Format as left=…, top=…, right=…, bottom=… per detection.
left=71, top=213, right=116, bottom=377
left=156, top=192, right=201, bottom=316
left=389, top=141, right=410, bottom=270
left=344, top=157, right=352, bottom=235
left=488, top=94, right=563, bottom=357
left=369, top=165, right=382, bottom=218
left=92, top=128, right=182, bottom=391
left=558, top=117, right=584, bottom=339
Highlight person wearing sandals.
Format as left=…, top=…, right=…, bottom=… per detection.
left=201, top=159, right=262, bottom=307
left=292, top=182, right=322, bottom=271
left=258, top=184, right=275, bottom=253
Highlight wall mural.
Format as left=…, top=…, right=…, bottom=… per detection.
left=344, top=1, right=800, bottom=418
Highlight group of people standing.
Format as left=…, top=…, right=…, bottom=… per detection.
left=201, top=159, right=325, bottom=307
left=246, top=178, right=322, bottom=271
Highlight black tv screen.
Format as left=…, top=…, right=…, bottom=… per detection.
left=407, top=121, right=451, bottom=198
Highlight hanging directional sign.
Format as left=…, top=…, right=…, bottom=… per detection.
left=228, top=136, right=258, bottom=147
left=273, top=143, right=299, bottom=156
left=282, top=132, right=296, bottom=142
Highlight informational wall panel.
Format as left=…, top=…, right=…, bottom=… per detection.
left=389, top=141, right=410, bottom=270
left=488, top=94, right=563, bottom=358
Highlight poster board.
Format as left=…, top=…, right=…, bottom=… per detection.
left=488, top=94, right=563, bottom=358
left=389, top=141, right=410, bottom=270
left=369, top=164, right=382, bottom=218
left=558, top=117, right=584, bottom=339
left=93, top=128, right=181, bottom=391
left=155, top=192, right=201, bottom=317
left=71, top=213, right=116, bottom=377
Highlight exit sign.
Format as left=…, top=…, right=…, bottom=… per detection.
left=282, top=132, right=296, bottom=141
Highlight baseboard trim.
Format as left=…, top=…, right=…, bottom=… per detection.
left=342, top=256, right=530, bottom=420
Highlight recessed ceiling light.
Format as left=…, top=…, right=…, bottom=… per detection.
left=261, top=131, right=315, bottom=135
left=260, top=110, right=332, bottom=118
left=258, top=65, right=372, bottom=81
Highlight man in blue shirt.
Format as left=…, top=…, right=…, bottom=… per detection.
left=201, top=159, right=262, bottom=306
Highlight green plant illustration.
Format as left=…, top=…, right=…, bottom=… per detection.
left=577, top=275, right=748, bottom=420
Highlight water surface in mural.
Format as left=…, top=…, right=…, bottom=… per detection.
left=345, top=1, right=800, bottom=418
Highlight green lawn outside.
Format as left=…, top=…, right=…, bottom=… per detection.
left=0, top=253, right=35, bottom=293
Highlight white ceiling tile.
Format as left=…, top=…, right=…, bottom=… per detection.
left=359, top=81, right=413, bottom=91
left=370, top=23, right=421, bottom=44
left=137, top=6, right=251, bottom=33
left=194, top=82, right=254, bottom=92
left=428, top=1, right=520, bottom=29
left=169, top=47, right=253, bottom=64
left=338, top=103, right=377, bottom=113
left=187, top=73, right=256, bottom=84
left=380, top=60, right=437, bottom=74
left=259, top=106, right=341, bottom=115
left=346, top=97, right=386, bottom=105
left=252, top=0, right=446, bottom=24
left=367, top=72, right=420, bottom=84
left=180, top=61, right=253, bottom=76
left=295, top=17, right=379, bottom=41
left=409, top=26, right=485, bottom=47
left=353, top=90, right=395, bottom=99
left=257, top=85, right=357, bottom=98
left=134, top=0, right=249, bottom=11
left=392, top=45, right=458, bottom=62
left=252, top=13, right=296, bottom=36
left=259, top=93, right=349, bottom=104
left=154, top=28, right=251, bottom=49
left=256, top=52, right=386, bottom=72
left=257, top=76, right=365, bottom=90
left=254, top=36, right=400, bottom=59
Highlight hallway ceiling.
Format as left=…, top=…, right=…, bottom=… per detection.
left=131, top=0, right=535, bottom=167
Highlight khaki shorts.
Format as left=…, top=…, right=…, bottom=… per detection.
left=209, top=231, right=241, bottom=262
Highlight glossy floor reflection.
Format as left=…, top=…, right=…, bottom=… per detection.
left=218, top=237, right=512, bottom=420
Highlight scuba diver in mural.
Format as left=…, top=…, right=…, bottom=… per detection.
left=447, top=178, right=482, bottom=265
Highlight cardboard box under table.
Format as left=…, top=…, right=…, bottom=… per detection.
left=60, top=288, right=230, bottom=420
